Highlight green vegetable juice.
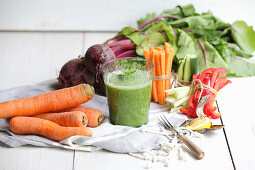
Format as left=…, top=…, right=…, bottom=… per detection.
left=105, top=69, right=152, bottom=127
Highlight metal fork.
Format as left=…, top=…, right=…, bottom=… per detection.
left=158, top=115, right=205, bottom=160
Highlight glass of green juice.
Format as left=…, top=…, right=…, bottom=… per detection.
left=102, top=57, right=154, bottom=127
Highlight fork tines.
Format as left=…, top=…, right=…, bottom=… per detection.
left=158, top=114, right=176, bottom=132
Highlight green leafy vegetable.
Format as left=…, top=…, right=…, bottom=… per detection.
left=196, top=40, right=228, bottom=73
left=231, top=21, right=255, bottom=54
left=225, top=55, right=255, bottom=77
left=106, top=4, right=255, bottom=77
left=175, top=29, right=196, bottom=60
left=136, top=32, right=166, bottom=56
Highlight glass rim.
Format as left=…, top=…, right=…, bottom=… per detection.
left=102, top=57, right=154, bottom=73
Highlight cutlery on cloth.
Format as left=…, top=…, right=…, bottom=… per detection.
left=158, top=115, right=205, bottom=160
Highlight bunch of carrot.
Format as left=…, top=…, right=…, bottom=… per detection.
left=0, top=84, right=104, bottom=141
left=143, top=42, right=174, bottom=105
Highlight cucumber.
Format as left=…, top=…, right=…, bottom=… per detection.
left=183, top=56, right=191, bottom=81
left=177, top=60, right=185, bottom=80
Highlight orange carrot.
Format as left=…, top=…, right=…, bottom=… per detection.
left=156, top=47, right=164, bottom=51
left=33, top=111, right=88, bottom=127
left=155, top=50, right=164, bottom=104
left=151, top=50, right=158, bottom=102
left=9, top=117, right=92, bottom=141
left=164, top=42, right=174, bottom=92
left=0, top=84, right=94, bottom=119
left=159, top=51, right=166, bottom=104
left=143, top=48, right=150, bottom=61
left=65, top=106, right=104, bottom=127
left=149, top=47, right=155, bottom=51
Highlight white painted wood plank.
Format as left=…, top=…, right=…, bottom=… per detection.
left=0, top=145, right=74, bottom=170
left=0, top=32, right=83, bottom=90
left=74, top=127, right=233, bottom=170
left=1, top=0, right=255, bottom=31
left=217, top=77, right=255, bottom=170
left=83, top=32, right=117, bottom=53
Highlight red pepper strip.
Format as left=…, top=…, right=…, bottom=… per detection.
left=204, top=105, right=217, bottom=116
left=203, top=76, right=210, bottom=86
left=199, top=68, right=216, bottom=82
left=188, top=94, right=196, bottom=109
left=217, top=79, right=232, bottom=92
left=192, top=74, right=198, bottom=80
left=214, top=77, right=227, bottom=91
left=203, top=94, right=217, bottom=117
left=208, top=111, right=221, bottom=119
left=201, top=76, right=211, bottom=96
left=180, top=107, right=197, bottom=118
left=210, top=68, right=227, bottom=88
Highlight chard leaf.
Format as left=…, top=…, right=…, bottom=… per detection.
left=160, top=6, right=184, bottom=19
left=126, top=32, right=144, bottom=45
left=175, top=30, right=196, bottom=60
left=179, top=4, right=196, bottom=17
left=118, top=27, right=144, bottom=46
left=226, top=55, right=255, bottom=77
left=137, top=13, right=157, bottom=27
left=136, top=32, right=166, bottom=56
left=170, top=13, right=228, bottom=30
left=120, top=27, right=137, bottom=36
left=231, top=21, right=255, bottom=54
left=161, top=4, right=195, bottom=19
left=144, top=22, right=177, bottom=46
left=215, top=40, right=253, bottom=61
left=195, top=40, right=228, bottom=73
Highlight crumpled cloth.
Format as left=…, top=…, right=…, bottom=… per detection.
left=0, top=80, right=186, bottom=153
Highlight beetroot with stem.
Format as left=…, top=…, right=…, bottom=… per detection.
left=58, top=58, right=95, bottom=89
left=84, top=44, right=115, bottom=74
left=84, top=44, right=115, bottom=96
left=111, top=44, right=136, bottom=53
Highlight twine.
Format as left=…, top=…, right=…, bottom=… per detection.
left=152, top=72, right=217, bottom=102
left=190, top=79, right=217, bottom=101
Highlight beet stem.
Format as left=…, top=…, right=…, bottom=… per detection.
left=138, top=15, right=179, bottom=30
left=106, top=36, right=125, bottom=45
left=111, top=45, right=136, bottom=53
left=116, top=50, right=136, bottom=58
left=198, top=39, right=208, bottom=67
left=107, top=39, right=132, bottom=47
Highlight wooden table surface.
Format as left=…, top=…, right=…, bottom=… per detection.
left=0, top=1, right=255, bottom=169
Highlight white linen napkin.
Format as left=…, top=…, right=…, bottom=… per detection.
left=0, top=80, right=187, bottom=153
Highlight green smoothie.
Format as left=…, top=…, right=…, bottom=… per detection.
left=105, top=69, right=152, bottom=127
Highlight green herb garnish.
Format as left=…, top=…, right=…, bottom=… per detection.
left=118, top=69, right=137, bottom=78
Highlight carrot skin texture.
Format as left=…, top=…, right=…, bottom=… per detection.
left=151, top=50, right=159, bottom=102
left=65, top=106, right=104, bottom=127
left=9, top=117, right=92, bottom=141
left=0, top=84, right=94, bottom=119
left=33, top=111, right=88, bottom=127
left=159, top=51, right=166, bottom=104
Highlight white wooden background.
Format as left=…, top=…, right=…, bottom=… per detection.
left=0, top=0, right=255, bottom=170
